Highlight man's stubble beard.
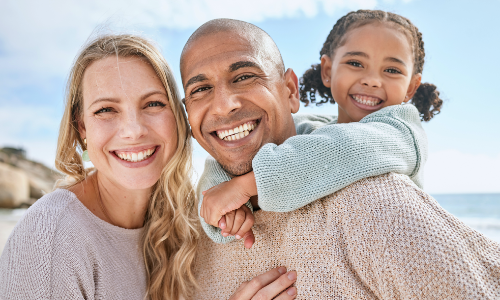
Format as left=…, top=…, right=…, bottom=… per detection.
left=219, top=158, right=253, bottom=177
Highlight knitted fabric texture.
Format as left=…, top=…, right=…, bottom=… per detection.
left=193, top=173, right=500, bottom=299
left=198, top=104, right=427, bottom=244
left=0, top=189, right=147, bottom=300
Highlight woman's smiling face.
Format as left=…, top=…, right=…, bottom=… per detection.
left=321, top=23, right=421, bottom=123
left=79, top=56, right=177, bottom=190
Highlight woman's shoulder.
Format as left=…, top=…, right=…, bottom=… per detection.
left=6, top=189, right=85, bottom=247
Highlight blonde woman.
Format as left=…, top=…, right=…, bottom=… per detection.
left=0, top=34, right=296, bottom=300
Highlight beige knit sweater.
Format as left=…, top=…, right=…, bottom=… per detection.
left=194, top=173, right=500, bottom=299
left=0, top=189, right=147, bottom=300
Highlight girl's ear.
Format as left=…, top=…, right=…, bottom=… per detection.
left=283, top=68, right=300, bottom=114
left=405, top=73, right=422, bottom=102
left=320, top=54, right=333, bottom=88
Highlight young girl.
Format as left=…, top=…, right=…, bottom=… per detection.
left=199, top=9, right=443, bottom=247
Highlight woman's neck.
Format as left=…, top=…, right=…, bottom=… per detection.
left=71, top=171, right=150, bottom=229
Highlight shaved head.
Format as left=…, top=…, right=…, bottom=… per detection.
left=180, top=18, right=285, bottom=86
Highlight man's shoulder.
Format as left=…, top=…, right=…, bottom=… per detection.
left=318, top=172, right=424, bottom=212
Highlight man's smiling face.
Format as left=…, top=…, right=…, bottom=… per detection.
left=181, top=30, right=299, bottom=176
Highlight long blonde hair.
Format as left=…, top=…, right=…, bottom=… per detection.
left=55, top=34, right=199, bottom=300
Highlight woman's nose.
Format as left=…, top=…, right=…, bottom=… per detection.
left=119, top=111, right=148, bottom=140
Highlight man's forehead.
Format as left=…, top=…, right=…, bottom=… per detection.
left=181, top=32, right=262, bottom=83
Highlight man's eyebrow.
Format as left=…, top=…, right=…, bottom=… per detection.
left=185, top=74, right=208, bottom=90
left=385, top=57, right=407, bottom=67
left=228, top=61, right=262, bottom=73
left=342, top=51, right=369, bottom=58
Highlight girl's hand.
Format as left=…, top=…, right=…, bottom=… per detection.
left=201, top=171, right=258, bottom=227
left=229, top=267, right=297, bottom=300
left=219, top=206, right=255, bottom=248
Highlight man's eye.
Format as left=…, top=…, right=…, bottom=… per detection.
left=191, top=86, right=211, bottom=95
left=234, top=74, right=254, bottom=82
left=385, top=68, right=402, bottom=74
left=95, top=107, right=113, bottom=114
left=346, top=61, right=363, bottom=68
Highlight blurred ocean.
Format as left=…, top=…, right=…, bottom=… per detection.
left=433, top=193, right=500, bottom=243
left=1, top=194, right=499, bottom=253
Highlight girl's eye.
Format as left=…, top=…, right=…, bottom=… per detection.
left=346, top=60, right=363, bottom=68
left=234, top=74, right=254, bottom=82
left=95, top=107, right=113, bottom=114
left=386, top=68, right=402, bottom=74
left=147, top=101, right=166, bottom=108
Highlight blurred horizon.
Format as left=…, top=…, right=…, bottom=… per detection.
left=1, top=0, right=499, bottom=194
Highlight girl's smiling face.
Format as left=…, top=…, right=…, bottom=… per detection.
left=321, top=23, right=422, bottom=123
left=79, top=56, right=178, bottom=191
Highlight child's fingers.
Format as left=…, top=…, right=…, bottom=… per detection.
left=235, top=207, right=255, bottom=239
left=243, top=230, right=255, bottom=249
left=218, top=216, right=226, bottom=230
left=223, top=211, right=235, bottom=237
left=230, top=208, right=247, bottom=236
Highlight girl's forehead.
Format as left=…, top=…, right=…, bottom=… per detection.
left=336, top=23, right=414, bottom=58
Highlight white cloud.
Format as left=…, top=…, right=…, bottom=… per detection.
left=425, top=150, right=500, bottom=194
left=0, top=0, right=383, bottom=89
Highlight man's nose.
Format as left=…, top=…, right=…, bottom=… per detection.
left=360, top=70, right=382, bottom=88
left=209, top=86, right=242, bottom=116
left=119, top=110, right=148, bottom=140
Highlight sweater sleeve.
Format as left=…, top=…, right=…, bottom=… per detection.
left=253, top=104, right=427, bottom=212
left=0, top=201, right=89, bottom=299
left=337, top=173, right=500, bottom=299
left=196, top=157, right=253, bottom=244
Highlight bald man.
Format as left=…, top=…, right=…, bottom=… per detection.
left=181, top=19, right=500, bottom=299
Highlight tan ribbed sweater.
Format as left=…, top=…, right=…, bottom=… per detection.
left=0, top=189, right=147, bottom=300
left=194, top=173, right=500, bottom=299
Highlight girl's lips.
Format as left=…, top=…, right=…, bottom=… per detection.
left=111, top=145, right=160, bottom=168
left=349, top=95, right=385, bottom=111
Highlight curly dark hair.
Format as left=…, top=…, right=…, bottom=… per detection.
left=300, top=9, right=443, bottom=121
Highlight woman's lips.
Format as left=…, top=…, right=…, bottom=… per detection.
left=114, top=146, right=157, bottom=163
left=111, top=146, right=159, bottom=168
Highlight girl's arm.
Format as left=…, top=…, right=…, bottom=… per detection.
left=254, top=104, right=427, bottom=212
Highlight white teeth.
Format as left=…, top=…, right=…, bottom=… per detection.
left=216, top=121, right=257, bottom=141
left=352, top=95, right=381, bottom=107
left=116, top=147, right=155, bottom=163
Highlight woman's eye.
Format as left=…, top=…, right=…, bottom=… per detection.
left=95, top=107, right=113, bottom=114
left=386, top=68, right=402, bottom=74
left=147, top=101, right=166, bottom=108
left=347, top=61, right=363, bottom=68
left=234, top=74, right=254, bottom=82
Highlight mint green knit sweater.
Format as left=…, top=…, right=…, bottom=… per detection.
left=197, top=104, right=427, bottom=244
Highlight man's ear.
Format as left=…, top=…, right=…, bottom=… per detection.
left=405, top=73, right=422, bottom=102
left=320, top=54, right=333, bottom=88
left=283, top=68, right=300, bottom=114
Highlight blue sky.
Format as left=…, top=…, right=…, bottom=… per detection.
left=0, top=0, right=499, bottom=194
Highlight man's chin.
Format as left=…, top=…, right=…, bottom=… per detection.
left=219, top=160, right=253, bottom=177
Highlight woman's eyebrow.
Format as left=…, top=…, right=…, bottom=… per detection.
left=88, top=98, right=120, bottom=109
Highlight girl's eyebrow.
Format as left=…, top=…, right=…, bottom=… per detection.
left=342, top=51, right=368, bottom=58
left=385, top=57, right=407, bottom=67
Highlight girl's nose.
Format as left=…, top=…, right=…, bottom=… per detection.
left=119, top=111, right=148, bottom=140
left=361, top=72, right=382, bottom=88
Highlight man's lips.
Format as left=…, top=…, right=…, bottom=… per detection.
left=213, top=119, right=259, bottom=142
